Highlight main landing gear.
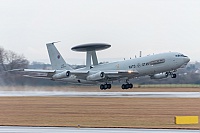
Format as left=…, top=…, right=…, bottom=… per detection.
left=100, top=83, right=112, bottom=90
left=121, top=83, right=133, bottom=89
left=99, top=83, right=133, bottom=90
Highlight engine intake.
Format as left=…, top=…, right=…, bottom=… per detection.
left=86, top=72, right=105, bottom=81
left=52, top=71, right=71, bottom=79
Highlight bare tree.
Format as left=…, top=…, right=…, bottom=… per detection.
left=0, top=47, right=7, bottom=71
left=0, top=46, right=29, bottom=71
left=5, top=50, right=29, bottom=70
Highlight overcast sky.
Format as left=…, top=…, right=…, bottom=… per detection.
left=0, top=0, right=200, bottom=64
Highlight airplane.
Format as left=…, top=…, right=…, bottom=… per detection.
left=17, top=42, right=190, bottom=90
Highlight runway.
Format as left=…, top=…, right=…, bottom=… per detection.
left=0, top=91, right=199, bottom=98
left=0, top=126, right=198, bottom=133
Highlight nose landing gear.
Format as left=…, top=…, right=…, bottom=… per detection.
left=167, top=71, right=177, bottom=78
left=171, top=73, right=177, bottom=78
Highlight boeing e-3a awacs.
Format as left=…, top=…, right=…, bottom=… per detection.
left=20, top=42, right=190, bottom=90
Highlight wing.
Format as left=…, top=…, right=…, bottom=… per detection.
left=8, top=69, right=55, bottom=73
left=7, top=69, right=56, bottom=78
left=66, top=69, right=139, bottom=81
left=8, top=68, right=139, bottom=82
left=9, top=69, right=89, bottom=80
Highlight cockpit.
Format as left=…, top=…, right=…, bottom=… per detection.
left=175, top=54, right=188, bottom=58
left=174, top=53, right=190, bottom=64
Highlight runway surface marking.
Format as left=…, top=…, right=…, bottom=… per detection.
left=0, top=126, right=199, bottom=133
left=0, top=91, right=199, bottom=98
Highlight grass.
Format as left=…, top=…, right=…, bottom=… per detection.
left=0, top=97, right=199, bottom=129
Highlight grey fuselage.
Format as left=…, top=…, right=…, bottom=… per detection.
left=62, top=52, right=190, bottom=84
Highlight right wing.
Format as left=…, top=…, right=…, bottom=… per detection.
left=8, top=69, right=55, bottom=73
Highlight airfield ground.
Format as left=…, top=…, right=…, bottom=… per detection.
left=0, top=86, right=199, bottom=129
left=0, top=85, right=200, bottom=92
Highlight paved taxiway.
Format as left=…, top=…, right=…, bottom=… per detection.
left=0, top=91, right=199, bottom=98
left=0, top=126, right=199, bottom=133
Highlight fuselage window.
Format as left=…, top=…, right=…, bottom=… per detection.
left=175, top=54, right=188, bottom=57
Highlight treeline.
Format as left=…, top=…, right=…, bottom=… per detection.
left=0, top=46, right=28, bottom=86
left=0, top=46, right=72, bottom=86
left=0, top=47, right=29, bottom=71
left=0, top=46, right=200, bottom=86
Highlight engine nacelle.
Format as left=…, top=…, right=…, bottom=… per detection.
left=86, top=72, right=105, bottom=81
left=52, top=71, right=70, bottom=80
left=150, top=72, right=168, bottom=79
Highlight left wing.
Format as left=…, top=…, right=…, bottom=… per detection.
left=8, top=68, right=139, bottom=82
left=68, top=70, right=139, bottom=81
left=29, top=69, right=139, bottom=81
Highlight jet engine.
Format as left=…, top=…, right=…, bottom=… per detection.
left=86, top=72, right=105, bottom=81
left=150, top=72, right=168, bottom=79
left=52, top=71, right=70, bottom=79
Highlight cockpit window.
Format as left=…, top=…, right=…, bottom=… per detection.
left=175, top=54, right=187, bottom=57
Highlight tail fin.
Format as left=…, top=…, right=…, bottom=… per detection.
left=46, top=42, right=73, bottom=70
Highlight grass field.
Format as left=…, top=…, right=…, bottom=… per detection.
left=0, top=97, right=199, bottom=129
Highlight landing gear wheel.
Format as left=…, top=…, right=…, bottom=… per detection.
left=121, top=84, right=128, bottom=89
left=121, top=83, right=133, bottom=89
left=104, top=84, right=108, bottom=89
left=100, top=84, right=105, bottom=90
left=129, top=83, right=133, bottom=89
left=100, top=83, right=112, bottom=90
left=121, top=84, right=126, bottom=89
left=107, top=84, right=111, bottom=89
left=125, top=84, right=129, bottom=89
left=171, top=74, right=177, bottom=78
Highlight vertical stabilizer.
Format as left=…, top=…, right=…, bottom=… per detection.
left=46, top=43, right=73, bottom=70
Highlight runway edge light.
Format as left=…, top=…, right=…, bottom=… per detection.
left=175, top=116, right=199, bottom=124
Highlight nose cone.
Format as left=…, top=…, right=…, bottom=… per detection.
left=184, top=57, right=190, bottom=63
